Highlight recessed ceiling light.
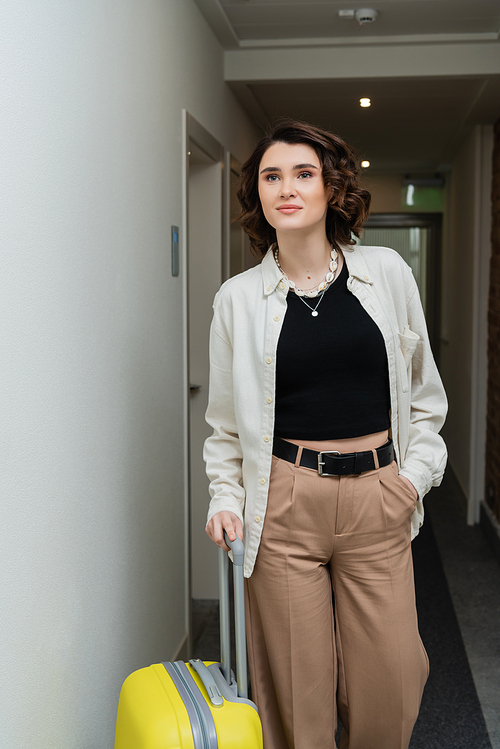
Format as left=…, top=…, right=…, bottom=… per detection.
left=361, top=160, right=370, bottom=168
left=360, top=98, right=371, bottom=108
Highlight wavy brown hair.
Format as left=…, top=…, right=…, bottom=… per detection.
left=237, top=119, right=371, bottom=256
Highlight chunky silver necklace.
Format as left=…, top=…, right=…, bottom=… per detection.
left=273, top=244, right=339, bottom=317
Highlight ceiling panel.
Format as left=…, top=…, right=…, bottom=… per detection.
left=225, top=4, right=339, bottom=24
left=221, top=0, right=500, bottom=41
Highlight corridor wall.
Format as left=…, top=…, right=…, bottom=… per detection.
left=485, top=118, right=500, bottom=523
left=0, top=1, right=256, bottom=747
left=440, top=125, right=493, bottom=521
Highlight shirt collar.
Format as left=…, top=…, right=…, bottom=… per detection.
left=261, top=245, right=286, bottom=296
left=342, top=244, right=373, bottom=284
left=261, top=243, right=372, bottom=294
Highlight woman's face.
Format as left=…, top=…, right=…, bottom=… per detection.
left=258, top=142, right=329, bottom=236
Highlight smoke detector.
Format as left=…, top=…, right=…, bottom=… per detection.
left=355, top=8, right=379, bottom=25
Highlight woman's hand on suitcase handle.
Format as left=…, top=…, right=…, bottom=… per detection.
left=206, top=511, right=243, bottom=552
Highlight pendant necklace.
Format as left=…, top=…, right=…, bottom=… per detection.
left=297, top=288, right=327, bottom=317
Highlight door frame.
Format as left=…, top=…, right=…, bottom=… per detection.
left=182, top=111, right=228, bottom=654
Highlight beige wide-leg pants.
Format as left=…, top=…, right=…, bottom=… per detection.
left=245, top=448, right=429, bottom=749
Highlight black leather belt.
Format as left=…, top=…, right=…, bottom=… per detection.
left=272, top=437, right=394, bottom=476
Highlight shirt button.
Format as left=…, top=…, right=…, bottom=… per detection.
left=255, top=516, right=261, bottom=523
left=259, top=477, right=266, bottom=485
left=266, top=397, right=273, bottom=404
left=263, top=436, right=270, bottom=442
left=363, top=275, right=369, bottom=281
left=273, top=315, right=280, bottom=322
left=266, top=357, right=272, bottom=364
left=267, top=285, right=272, bottom=292
left=279, top=281, right=286, bottom=290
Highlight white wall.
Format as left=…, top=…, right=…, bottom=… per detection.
left=440, top=126, right=492, bottom=519
left=0, top=1, right=256, bottom=747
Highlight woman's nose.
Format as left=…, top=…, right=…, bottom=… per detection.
left=280, top=181, right=296, bottom=198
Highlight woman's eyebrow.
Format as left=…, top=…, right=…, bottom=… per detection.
left=259, top=163, right=319, bottom=174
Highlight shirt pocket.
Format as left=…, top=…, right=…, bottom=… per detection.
left=397, top=326, right=420, bottom=393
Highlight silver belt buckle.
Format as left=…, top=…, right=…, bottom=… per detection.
left=318, top=450, right=341, bottom=476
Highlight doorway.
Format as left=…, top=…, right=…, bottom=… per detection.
left=359, top=213, right=442, bottom=359
left=183, top=113, right=226, bottom=659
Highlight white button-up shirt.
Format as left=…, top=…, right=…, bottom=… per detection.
left=204, top=245, right=448, bottom=577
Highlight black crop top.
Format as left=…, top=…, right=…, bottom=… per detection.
left=274, top=262, right=391, bottom=440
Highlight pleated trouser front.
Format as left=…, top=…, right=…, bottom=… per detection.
left=245, top=448, right=429, bottom=749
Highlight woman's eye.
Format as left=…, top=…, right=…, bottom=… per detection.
left=298, top=171, right=312, bottom=179
left=266, top=174, right=280, bottom=182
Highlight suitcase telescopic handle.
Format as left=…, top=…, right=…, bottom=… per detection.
left=224, top=532, right=244, bottom=565
left=219, top=532, right=248, bottom=699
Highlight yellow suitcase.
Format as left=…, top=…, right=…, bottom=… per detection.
left=115, top=536, right=263, bottom=749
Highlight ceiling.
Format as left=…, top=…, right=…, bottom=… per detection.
left=239, top=75, right=500, bottom=173
left=194, top=0, right=500, bottom=173
left=214, top=0, right=500, bottom=45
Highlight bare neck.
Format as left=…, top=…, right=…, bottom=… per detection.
left=275, top=229, right=335, bottom=289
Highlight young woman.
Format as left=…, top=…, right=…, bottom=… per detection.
left=204, top=120, right=447, bottom=749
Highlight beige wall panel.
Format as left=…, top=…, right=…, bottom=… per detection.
left=440, top=131, right=477, bottom=496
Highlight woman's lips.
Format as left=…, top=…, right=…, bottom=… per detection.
left=277, top=205, right=302, bottom=214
